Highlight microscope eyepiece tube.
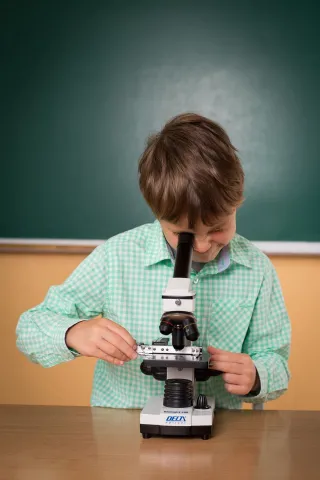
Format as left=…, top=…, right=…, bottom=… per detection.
left=173, top=232, right=194, bottom=278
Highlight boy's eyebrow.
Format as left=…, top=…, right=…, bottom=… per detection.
left=208, top=223, right=226, bottom=230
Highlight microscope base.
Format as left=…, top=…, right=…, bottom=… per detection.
left=140, top=395, right=215, bottom=439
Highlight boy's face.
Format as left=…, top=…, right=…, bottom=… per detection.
left=160, top=211, right=236, bottom=263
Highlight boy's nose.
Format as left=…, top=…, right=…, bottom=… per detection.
left=193, top=238, right=211, bottom=254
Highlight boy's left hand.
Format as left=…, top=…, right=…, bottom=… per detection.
left=208, top=346, right=259, bottom=395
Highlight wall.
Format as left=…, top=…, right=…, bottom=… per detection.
left=1, top=253, right=319, bottom=410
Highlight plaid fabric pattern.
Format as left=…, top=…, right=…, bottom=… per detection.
left=16, top=220, right=291, bottom=408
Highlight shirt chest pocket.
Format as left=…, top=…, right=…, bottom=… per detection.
left=207, top=298, right=255, bottom=352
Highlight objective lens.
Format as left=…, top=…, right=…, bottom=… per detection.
left=183, top=317, right=199, bottom=341
left=160, top=318, right=173, bottom=335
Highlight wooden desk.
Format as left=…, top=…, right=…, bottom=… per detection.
left=1, top=406, right=319, bottom=480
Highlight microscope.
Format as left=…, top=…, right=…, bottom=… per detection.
left=137, top=232, right=219, bottom=440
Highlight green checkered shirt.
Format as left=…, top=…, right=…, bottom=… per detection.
left=16, top=221, right=291, bottom=408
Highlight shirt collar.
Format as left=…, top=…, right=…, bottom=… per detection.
left=144, top=221, right=252, bottom=270
left=198, top=238, right=252, bottom=275
left=229, top=234, right=252, bottom=269
left=144, top=220, right=172, bottom=267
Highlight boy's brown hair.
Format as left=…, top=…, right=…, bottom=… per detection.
left=138, top=113, right=244, bottom=228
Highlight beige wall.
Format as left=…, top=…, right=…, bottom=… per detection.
left=1, top=252, right=319, bottom=409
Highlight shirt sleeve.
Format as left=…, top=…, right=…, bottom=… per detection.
left=240, top=260, right=291, bottom=404
left=16, top=244, right=108, bottom=368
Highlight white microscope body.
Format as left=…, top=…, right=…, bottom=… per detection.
left=138, top=232, right=219, bottom=439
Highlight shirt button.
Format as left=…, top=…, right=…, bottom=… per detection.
left=193, top=278, right=199, bottom=284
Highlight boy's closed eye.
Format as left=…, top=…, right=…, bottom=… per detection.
left=172, top=229, right=225, bottom=236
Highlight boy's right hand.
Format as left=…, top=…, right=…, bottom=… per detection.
left=65, top=317, right=137, bottom=366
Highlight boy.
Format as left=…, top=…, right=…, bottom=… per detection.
left=16, top=113, right=291, bottom=409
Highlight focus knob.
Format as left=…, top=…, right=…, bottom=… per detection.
left=195, top=394, right=210, bottom=409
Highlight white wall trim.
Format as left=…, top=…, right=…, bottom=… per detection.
left=1, top=238, right=320, bottom=255
left=0, top=238, right=105, bottom=247
left=252, top=241, right=320, bottom=255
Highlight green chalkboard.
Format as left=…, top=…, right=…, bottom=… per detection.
left=1, top=0, right=320, bottom=241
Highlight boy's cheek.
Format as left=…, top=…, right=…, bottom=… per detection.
left=211, top=229, right=235, bottom=245
left=163, top=232, right=178, bottom=249
left=169, top=238, right=178, bottom=249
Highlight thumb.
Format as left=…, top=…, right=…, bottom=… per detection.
left=207, top=346, right=225, bottom=354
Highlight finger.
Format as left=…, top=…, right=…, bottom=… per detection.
left=95, top=348, right=125, bottom=366
left=207, top=346, right=227, bottom=355
left=208, top=346, right=245, bottom=359
left=97, top=337, right=131, bottom=362
left=102, top=329, right=138, bottom=360
left=209, top=360, right=243, bottom=374
left=104, top=320, right=136, bottom=348
left=209, top=351, right=245, bottom=364
left=224, top=383, right=250, bottom=395
left=222, top=373, right=243, bottom=385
